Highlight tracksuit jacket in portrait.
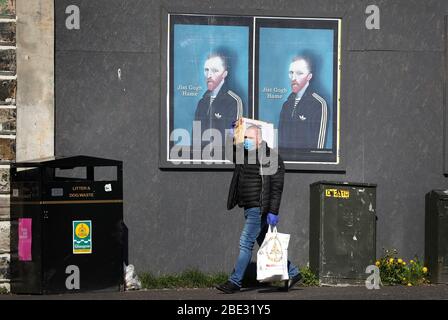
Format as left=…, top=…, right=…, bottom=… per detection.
left=194, top=82, right=243, bottom=142
left=278, top=87, right=329, bottom=150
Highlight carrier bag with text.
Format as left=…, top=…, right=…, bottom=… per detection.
left=256, top=226, right=290, bottom=282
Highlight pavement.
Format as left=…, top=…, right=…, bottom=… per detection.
left=0, top=284, right=447, bottom=300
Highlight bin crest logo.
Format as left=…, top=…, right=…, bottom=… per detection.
left=73, top=220, right=92, bottom=254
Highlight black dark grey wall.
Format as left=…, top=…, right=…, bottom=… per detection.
left=55, top=0, right=448, bottom=274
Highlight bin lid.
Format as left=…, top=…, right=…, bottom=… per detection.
left=11, top=155, right=122, bottom=168
left=429, top=189, right=448, bottom=199
left=310, top=180, right=377, bottom=188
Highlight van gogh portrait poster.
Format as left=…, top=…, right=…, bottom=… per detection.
left=255, top=18, right=340, bottom=164
left=168, top=15, right=252, bottom=164
left=165, top=14, right=341, bottom=166
left=254, top=18, right=340, bottom=163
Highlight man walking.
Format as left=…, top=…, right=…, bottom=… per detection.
left=216, top=124, right=302, bottom=294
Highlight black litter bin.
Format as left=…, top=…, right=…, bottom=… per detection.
left=10, top=155, right=126, bottom=294
left=425, top=190, right=448, bottom=284
left=310, top=181, right=377, bottom=284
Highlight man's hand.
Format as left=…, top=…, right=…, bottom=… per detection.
left=228, top=120, right=238, bottom=138
left=267, top=213, right=279, bottom=226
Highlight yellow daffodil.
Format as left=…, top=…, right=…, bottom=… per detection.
left=410, top=260, right=414, bottom=264
left=389, top=258, right=394, bottom=263
left=375, top=261, right=380, bottom=266
left=407, top=283, right=412, bottom=286
left=422, top=267, right=428, bottom=273
left=402, top=262, right=406, bottom=265
left=398, top=258, right=403, bottom=264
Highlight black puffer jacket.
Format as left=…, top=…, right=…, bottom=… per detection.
left=227, top=141, right=285, bottom=216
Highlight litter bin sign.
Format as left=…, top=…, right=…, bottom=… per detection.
left=10, top=156, right=126, bottom=294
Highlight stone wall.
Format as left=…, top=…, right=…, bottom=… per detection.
left=0, top=0, right=15, bottom=292
left=0, top=0, right=54, bottom=292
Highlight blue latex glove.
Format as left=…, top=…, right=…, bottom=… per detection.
left=267, top=213, right=279, bottom=226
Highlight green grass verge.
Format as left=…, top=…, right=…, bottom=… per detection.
left=139, top=269, right=228, bottom=289
left=139, top=266, right=320, bottom=289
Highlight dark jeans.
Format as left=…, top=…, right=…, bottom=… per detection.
left=229, top=207, right=300, bottom=287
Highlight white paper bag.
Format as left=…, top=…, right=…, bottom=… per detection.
left=256, top=226, right=290, bottom=283
left=234, top=117, right=275, bottom=148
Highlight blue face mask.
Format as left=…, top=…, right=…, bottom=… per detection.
left=243, top=138, right=256, bottom=150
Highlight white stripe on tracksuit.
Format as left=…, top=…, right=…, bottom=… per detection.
left=312, top=92, right=328, bottom=149
left=228, top=90, right=243, bottom=119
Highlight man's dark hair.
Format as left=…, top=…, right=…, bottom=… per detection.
left=292, top=55, right=313, bottom=73
left=207, top=52, right=229, bottom=71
